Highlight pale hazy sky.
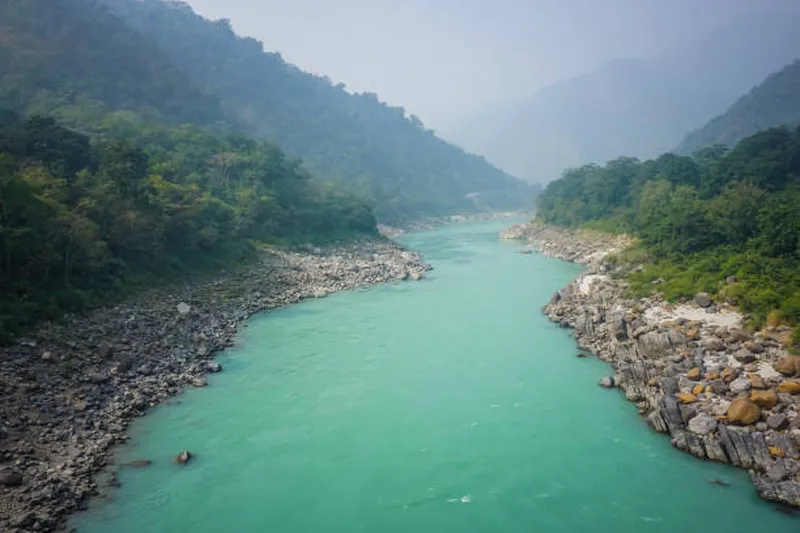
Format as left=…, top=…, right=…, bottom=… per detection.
left=185, top=0, right=798, bottom=129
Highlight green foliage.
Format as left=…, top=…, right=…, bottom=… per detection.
left=0, top=0, right=228, bottom=127
left=537, top=126, right=800, bottom=328
left=97, top=0, right=534, bottom=224
left=0, top=112, right=376, bottom=340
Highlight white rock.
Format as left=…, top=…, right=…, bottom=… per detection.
left=729, top=377, right=751, bottom=394
left=710, top=399, right=731, bottom=416
left=177, top=302, right=191, bottom=315
left=688, top=414, right=718, bottom=435
left=756, top=362, right=782, bottom=380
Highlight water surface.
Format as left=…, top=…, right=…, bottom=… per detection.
left=74, top=221, right=796, bottom=532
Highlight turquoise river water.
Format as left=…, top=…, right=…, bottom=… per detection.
left=73, top=221, right=797, bottom=532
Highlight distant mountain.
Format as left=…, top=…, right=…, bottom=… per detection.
left=98, top=0, right=533, bottom=224
left=444, top=11, right=800, bottom=182
left=676, top=60, right=800, bottom=155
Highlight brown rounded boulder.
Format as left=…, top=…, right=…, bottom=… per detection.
left=746, top=373, right=765, bottom=389
left=774, top=356, right=800, bottom=376
left=727, top=399, right=761, bottom=425
left=687, top=367, right=702, bottom=380
left=776, top=380, right=800, bottom=395
left=720, top=367, right=738, bottom=383
left=749, top=389, right=777, bottom=409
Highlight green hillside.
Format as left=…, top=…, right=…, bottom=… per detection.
left=537, top=126, right=800, bottom=340
left=99, top=0, right=533, bottom=224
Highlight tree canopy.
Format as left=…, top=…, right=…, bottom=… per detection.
left=97, top=0, right=534, bottom=224
left=537, top=126, right=800, bottom=331
left=0, top=111, right=376, bottom=340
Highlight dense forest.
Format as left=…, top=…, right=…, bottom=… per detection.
left=536, top=127, right=800, bottom=340
left=97, top=0, right=533, bottom=223
left=677, top=59, right=800, bottom=155
left=0, top=0, right=228, bottom=128
left=0, top=111, right=375, bottom=340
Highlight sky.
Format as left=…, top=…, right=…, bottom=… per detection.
left=185, top=0, right=798, bottom=130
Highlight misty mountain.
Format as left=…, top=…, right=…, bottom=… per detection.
left=96, top=0, right=533, bottom=224
left=676, top=59, right=800, bottom=155
left=0, top=0, right=227, bottom=128
left=444, top=11, right=800, bottom=183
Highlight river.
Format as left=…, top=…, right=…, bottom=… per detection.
left=73, top=221, right=796, bottom=532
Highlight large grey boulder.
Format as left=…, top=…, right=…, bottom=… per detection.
left=694, top=293, right=712, bottom=308
left=688, top=414, right=718, bottom=435
left=0, top=467, right=22, bottom=487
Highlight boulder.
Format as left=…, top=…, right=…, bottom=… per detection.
left=768, top=446, right=786, bottom=458
left=729, top=377, right=751, bottom=395
left=709, top=379, right=729, bottom=394
left=746, top=373, right=765, bottom=389
left=743, top=341, right=764, bottom=354
left=598, top=376, right=615, bottom=388
left=720, top=367, right=737, bottom=384
left=694, top=293, right=713, bottom=308
left=750, top=390, right=778, bottom=410
left=777, top=381, right=800, bottom=395
left=687, top=367, right=701, bottom=380
left=177, top=302, right=191, bottom=315
left=679, top=392, right=698, bottom=404
left=174, top=451, right=193, bottom=465
left=688, top=414, right=718, bottom=435
left=204, top=361, right=222, bottom=373
left=774, top=356, right=800, bottom=376
left=733, top=349, right=755, bottom=364
left=0, top=467, right=22, bottom=487
left=766, top=413, right=788, bottom=430
left=191, top=376, right=208, bottom=387
left=727, top=399, right=761, bottom=425
left=692, top=384, right=705, bottom=396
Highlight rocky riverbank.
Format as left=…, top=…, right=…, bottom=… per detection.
left=0, top=239, right=430, bottom=532
left=503, top=221, right=800, bottom=509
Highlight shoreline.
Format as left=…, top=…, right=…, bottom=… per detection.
left=0, top=239, right=430, bottom=532
left=503, top=221, right=800, bottom=509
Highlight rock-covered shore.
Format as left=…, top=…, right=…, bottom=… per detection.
left=503, top=221, right=800, bottom=509
left=0, top=239, right=429, bottom=532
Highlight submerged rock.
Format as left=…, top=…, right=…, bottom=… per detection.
left=174, top=451, right=193, bottom=465
left=124, top=460, right=153, bottom=468
left=598, top=376, right=615, bottom=388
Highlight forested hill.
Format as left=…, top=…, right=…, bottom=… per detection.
left=0, top=0, right=228, bottom=128
left=0, top=0, right=381, bottom=338
left=677, top=60, right=800, bottom=155
left=98, top=0, right=533, bottom=224
left=536, top=127, right=800, bottom=337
